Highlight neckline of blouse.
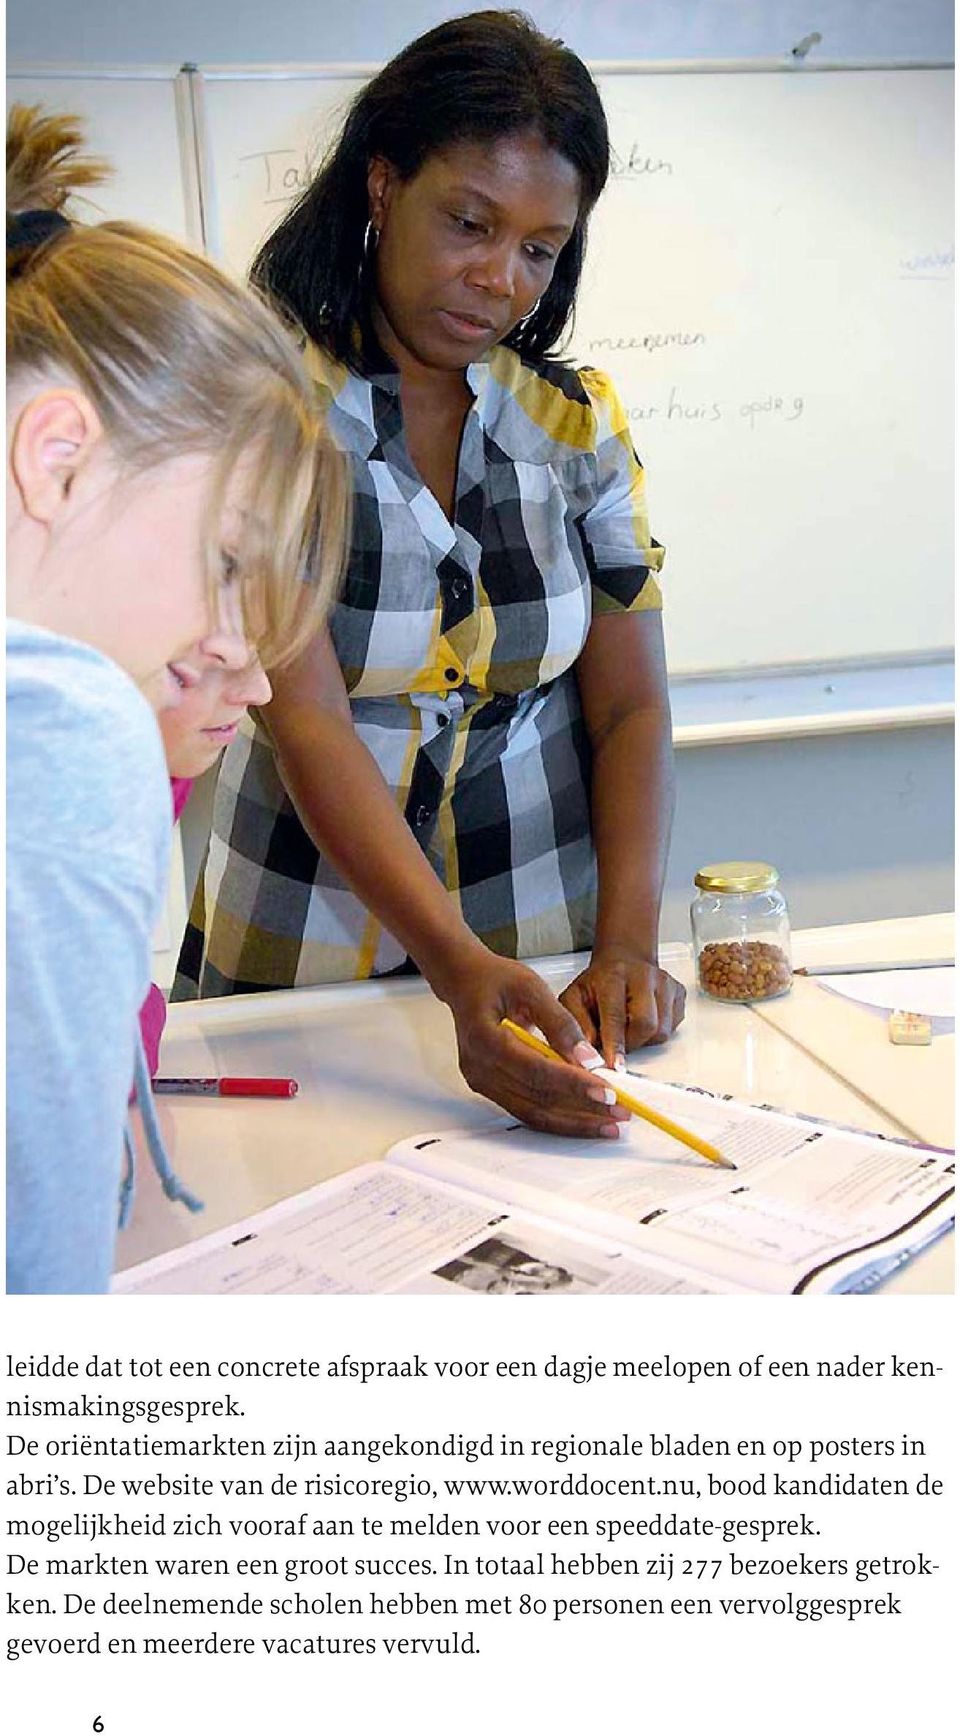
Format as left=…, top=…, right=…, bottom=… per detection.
left=365, top=355, right=493, bottom=410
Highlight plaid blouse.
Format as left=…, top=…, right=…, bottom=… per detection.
left=173, top=343, right=663, bottom=996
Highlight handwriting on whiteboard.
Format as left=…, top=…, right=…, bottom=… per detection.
left=236, top=141, right=677, bottom=205
left=609, top=144, right=673, bottom=178
left=740, top=393, right=805, bottom=431
left=583, top=331, right=706, bottom=355
left=237, top=147, right=321, bottom=206
left=622, top=386, right=805, bottom=430
left=898, top=247, right=954, bottom=279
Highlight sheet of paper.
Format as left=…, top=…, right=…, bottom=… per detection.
left=391, top=1080, right=955, bottom=1294
left=114, top=1164, right=733, bottom=1296
left=752, top=975, right=955, bottom=1147
left=392, top=1083, right=816, bottom=1226
left=816, top=964, right=954, bottom=1022
left=643, top=1133, right=954, bottom=1290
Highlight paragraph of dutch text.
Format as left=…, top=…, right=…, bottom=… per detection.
left=3, top=1345, right=948, bottom=1663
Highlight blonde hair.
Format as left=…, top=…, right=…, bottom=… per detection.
left=6, top=105, right=349, bottom=669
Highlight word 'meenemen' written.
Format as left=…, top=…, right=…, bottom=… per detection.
left=583, top=331, right=706, bottom=355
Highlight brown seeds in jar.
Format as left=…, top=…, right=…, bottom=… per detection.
left=698, top=939, right=792, bottom=1001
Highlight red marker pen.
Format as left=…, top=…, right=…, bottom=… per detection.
left=152, top=1077, right=299, bottom=1098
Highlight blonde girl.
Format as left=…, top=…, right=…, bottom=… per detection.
left=6, top=107, right=348, bottom=1293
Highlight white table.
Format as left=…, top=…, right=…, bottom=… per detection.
left=119, top=915, right=954, bottom=1292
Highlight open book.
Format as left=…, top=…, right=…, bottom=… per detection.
left=115, top=1078, right=955, bottom=1296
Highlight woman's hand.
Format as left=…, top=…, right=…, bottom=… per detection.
left=559, top=948, right=686, bottom=1068
left=432, top=942, right=631, bottom=1140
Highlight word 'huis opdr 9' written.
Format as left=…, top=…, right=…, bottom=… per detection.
left=623, top=385, right=805, bottom=430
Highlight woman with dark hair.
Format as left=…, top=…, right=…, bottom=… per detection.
left=177, top=10, right=685, bottom=1138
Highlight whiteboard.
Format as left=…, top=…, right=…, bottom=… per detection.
left=6, top=68, right=199, bottom=243
left=585, top=70, right=954, bottom=673
left=196, top=64, right=954, bottom=675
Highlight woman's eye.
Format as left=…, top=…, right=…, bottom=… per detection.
left=450, top=212, right=485, bottom=235
left=524, top=244, right=555, bottom=264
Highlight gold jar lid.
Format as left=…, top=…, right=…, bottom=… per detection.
left=694, top=861, right=780, bottom=894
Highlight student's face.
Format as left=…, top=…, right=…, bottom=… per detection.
left=157, top=655, right=272, bottom=776
left=367, top=132, right=581, bottom=373
left=65, top=452, right=254, bottom=704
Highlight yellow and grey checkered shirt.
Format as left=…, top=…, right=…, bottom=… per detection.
left=174, top=343, right=663, bottom=995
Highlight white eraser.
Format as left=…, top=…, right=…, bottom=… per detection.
left=888, top=1009, right=932, bottom=1046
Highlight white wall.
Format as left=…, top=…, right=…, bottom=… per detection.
left=665, top=726, right=954, bottom=941
left=9, top=0, right=954, bottom=67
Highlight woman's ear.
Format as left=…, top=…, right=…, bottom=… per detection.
left=366, top=155, right=397, bottom=229
left=9, top=389, right=104, bottom=526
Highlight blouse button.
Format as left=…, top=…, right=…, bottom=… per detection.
left=414, top=805, right=431, bottom=828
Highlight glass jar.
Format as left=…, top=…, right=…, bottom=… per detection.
left=691, top=861, right=792, bottom=1002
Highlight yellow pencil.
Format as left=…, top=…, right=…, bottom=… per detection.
left=501, top=1018, right=736, bottom=1171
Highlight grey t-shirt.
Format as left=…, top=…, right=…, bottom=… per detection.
left=6, top=621, right=171, bottom=1293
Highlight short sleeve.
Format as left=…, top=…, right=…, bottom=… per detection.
left=578, top=368, right=664, bottom=616
left=6, top=633, right=170, bottom=1292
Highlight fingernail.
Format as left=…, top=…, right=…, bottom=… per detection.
left=587, top=1085, right=618, bottom=1106
left=599, top=1122, right=623, bottom=1139
left=609, top=1104, right=632, bottom=1122
left=572, top=1040, right=604, bottom=1071
left=614, top=1052, right=627, bottom=1072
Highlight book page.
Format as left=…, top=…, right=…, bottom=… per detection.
left=642, top=1134, right=955, bottom=1292
left=390, top=1083, right=955, bottom=1293
left=114, top=1164, right=735, bottom=1296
